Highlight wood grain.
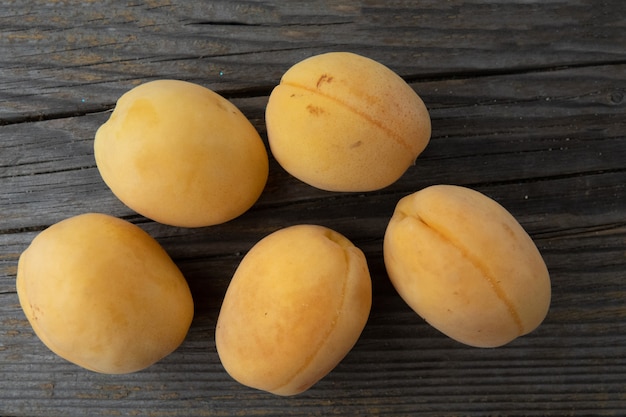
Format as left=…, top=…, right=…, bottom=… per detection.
left=1, top=1, right=625, bottom=416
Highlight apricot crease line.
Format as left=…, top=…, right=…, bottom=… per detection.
left=280, top=81, right=414, bottom=153
left=271, top=245, right=351, bottom=394
left=414, top=214, right=526, bottom=335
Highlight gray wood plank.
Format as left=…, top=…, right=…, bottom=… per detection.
left=1, top=1, right=624, bottom=120
left=1, top=1, right=625, bottom=416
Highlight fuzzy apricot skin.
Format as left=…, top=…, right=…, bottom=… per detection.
left=383, top=185, right=551, bottom=348
left=16, top=213, right=194, bottom=374
left=265, top=52, right=431, bottom=192
left=215, top=225, right=372, bottom=396
left=94, top=79, right=268, bottom=227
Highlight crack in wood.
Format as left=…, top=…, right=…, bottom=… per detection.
left=0, top=106, right=115, bottom=127
left=402, top=59, right=626, bottom=84
left=457, top=168, right=626, bottom=188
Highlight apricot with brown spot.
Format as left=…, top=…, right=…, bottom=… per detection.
left=265, top=52, right=431, bottom=192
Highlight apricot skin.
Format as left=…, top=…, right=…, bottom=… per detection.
left=215, top=225, right=372, bottom=396
left=16, top=213, right=194, bottom=374
left=94, top=79, right=268, bottom=228
left=265, top=52, right=431, bottom=192
left=383, top=185, right=551, bottom=347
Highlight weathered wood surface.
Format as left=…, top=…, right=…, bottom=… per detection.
left=1, top=1, right=625, bottom=416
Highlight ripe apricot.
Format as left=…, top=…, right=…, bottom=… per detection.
left=383, top=185, right=551, bottom=347
left=215, top=224, right=372, bottom=395
left=16, top=213, right=194, bottom=373
left=94, top=79, right=268, bottom=227
left=265, top=52, right=431, bottom=192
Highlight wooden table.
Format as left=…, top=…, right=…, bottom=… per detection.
left=1, top=1, right=625, bottom=416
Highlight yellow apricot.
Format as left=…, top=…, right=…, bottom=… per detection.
left=265, top=52, right=431, bottom=192
left=94, top=79, right=268, bottom=227
left=16, top=213, right=194, bottom=374
left=383, top=185, right=551, bottom=347
left=215, top=224, right=372, bottom=395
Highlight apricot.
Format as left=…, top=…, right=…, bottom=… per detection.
left=215, top=224, right=372, bottom=395
left=94, top=79, right=268, bottom=227
left=16, top=213, right=194, bottom=374
left=383, top=185, right=551, bottom=347
left=265, top=52, right=431, bottom=192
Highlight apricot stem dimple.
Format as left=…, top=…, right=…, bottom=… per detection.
left=281, top=81, right=414, bottom=153
left=410, top=211, right=526, bottom=335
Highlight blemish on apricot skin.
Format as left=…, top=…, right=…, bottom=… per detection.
left=316, top=74, right=334, bottom=89
left=350, top=140, right=362, bottom=148
left=306, top=104, right=325, bottom=116
left=411, top=212, right=526, bottom=335
left=282, top=81, right=414, bottom=153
